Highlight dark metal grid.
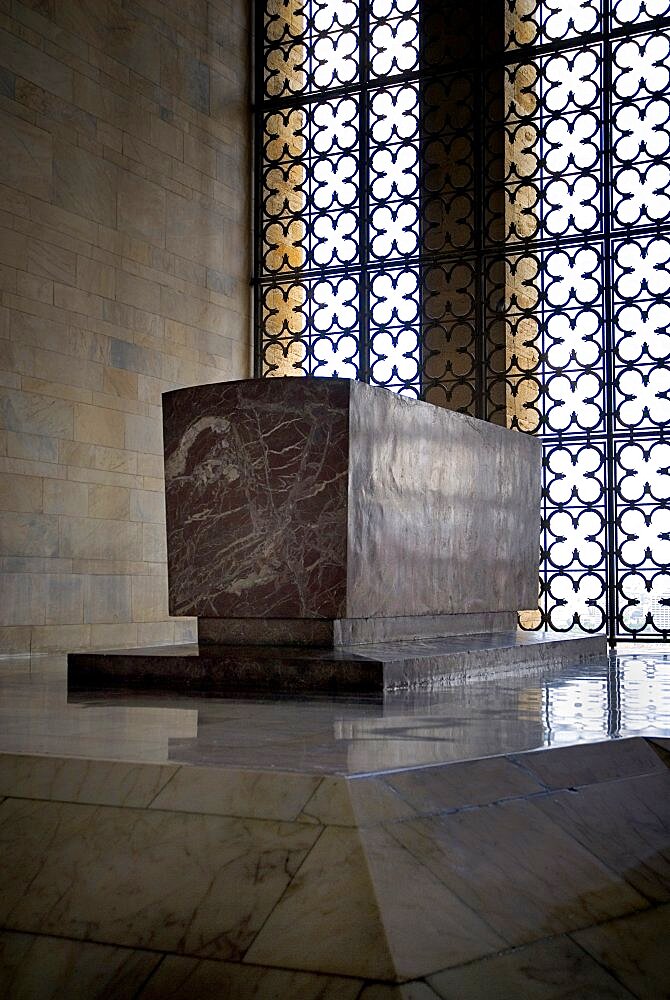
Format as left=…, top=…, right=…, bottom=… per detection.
left=253, top=0, right=670, bottom=644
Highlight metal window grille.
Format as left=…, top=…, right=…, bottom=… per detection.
left=254, top=0, right=670, bottom=644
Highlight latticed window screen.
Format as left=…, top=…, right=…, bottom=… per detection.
left=254, top=0, right=670, bottom=644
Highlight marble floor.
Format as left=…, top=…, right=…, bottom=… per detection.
left=0, top=650, right=669, bottom=998
left=0, top=650, right=668, bottom=773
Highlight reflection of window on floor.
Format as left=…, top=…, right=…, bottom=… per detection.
left=541, top=654, right=670, bottom=746
left=254, top=0, right=670, bottom=644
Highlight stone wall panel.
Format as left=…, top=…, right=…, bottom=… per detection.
left=0, top=0, right=250, bottom=652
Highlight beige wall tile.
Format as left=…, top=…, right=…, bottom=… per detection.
left=74, top=403, right=125, bottom=448
left=0, top=625, right=31, bottom=652
left=44, top=573, right=84, bottom=624
left=53, top=140, right=117, bottom=228
left=0, top=457, right=66, bottom=480
left=131, top=574, right=169, bottom=621
left=9, top=310, right=67, bottom=355
left=84, top=574, right=132, bottom=623
left=59, top=516, right=141, bottom=560
left=53, top=282, right=104, bottom=318
left=142, top=522, right=166, bottom=562
left=165, top=194, right=225, bottom=267
left=0, top=389, right=73, bottom=438
left=125, top=413, right=162, bottom=455
left=0, top=27, right=73, bottom=101
left=137, top=453, right=163, bottom=479
left=76, top=257, right=115, bottom=298
left=60, top=441, right=137, bottom=475
left=43, top=479, right=88, bottom=516
left=130, top=489, right=164, bottom=523
left=66, top=467, right=140, bottom=489
left=117, top=172, right=166, bottom=243
left=0, top=473, right=42, bottom=513
left=16, top=273, right=53, bottom=304
left=0, top=341, right=34, bottom=380
left=0, top=574, right=46, bottom=626
left=0, top=109, right=52, bottom=201
left=30, top=623, right=91, bottom=651
left=89, top=621, right=140, bottom=648
left=116, top=271, right=160, bottom=313
left=150, top=113, right=184, bottom=158
left=173, top=618, right=197, bottom=643
left=0, top=513, right=58, bottom=556
left=27, top=239, right=77, bottom=284
left=88, top=484, right=130, bottom=520
left=137, top=620, right=175, bottom=645
left=32, top=349, right=104, bottom=392
left=0, top=228, right=28, bottom=271
left=102, top=367, right=138, bottom=400
left=20, top=378, right=92, bottom=406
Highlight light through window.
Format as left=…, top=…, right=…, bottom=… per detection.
left=254, top=0, right=670, bottom=643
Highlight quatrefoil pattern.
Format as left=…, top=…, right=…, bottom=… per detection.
left=256, top=0, right=670, bottom=640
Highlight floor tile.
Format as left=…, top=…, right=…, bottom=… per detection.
left=512, top=738, right=664, bottom=791
left=389, top=796, right=647, bottom=947
left=347, top=775, right=420, bottom=825
left=138, top=954, right=362, bottom=999
left=0, top=753, right=177, bottom=807
left=380, top=755, right=544, bottom=815
left=428, top=935, right=636, bottom=999
left=0, top=929, right=160, bottom=1000
left=572, top=904, right=670, bottom=999
left=359, top=983, right=443, bottom=999
left=359, top=823, right=506, bottom=979
left=247, top=823, right=505, bottom=980
left=244, top=826, right=398, bottom=980
left=0, top=797, right=318, bottom=960
left=296, top=775, right=357, bottom=825
left=535, top=771, right=670, bottom=903
left=149, top=765, right=320, bottom=821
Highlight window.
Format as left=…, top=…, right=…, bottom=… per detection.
left=254, top=0, right=670, bottom=643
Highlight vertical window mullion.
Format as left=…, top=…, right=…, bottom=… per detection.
left=358, top=1, right=371, bottom=384
left=601, top=0, right=618, bottom=646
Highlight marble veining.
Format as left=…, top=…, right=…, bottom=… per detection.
left=572, top=905, right=670, bottom=998
left=428, top=934, right=638, bottom=999
left=163, top=379, right=350, bottom=619
left=0, top=736, right=668, bottom=986
left=0, top=797, right=319, bottom=959
left=162, top=377, right=543, bottom=630
left=1, top=655, right=669, bottom=994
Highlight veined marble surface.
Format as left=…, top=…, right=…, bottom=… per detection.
left=162, top=377, right=542, bottom=622
left=0, top=651, right=669, bottom=773
left=0, top=734, right=668, bottom=991
left=163, top=379, right=351, bottom=619
left=0, top=652, right=669, bottom=994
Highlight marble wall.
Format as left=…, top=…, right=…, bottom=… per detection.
left=0, top=0, right=251, bottom=653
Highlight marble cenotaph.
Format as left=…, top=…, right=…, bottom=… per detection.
left=69, top=378, right=605, bottom=691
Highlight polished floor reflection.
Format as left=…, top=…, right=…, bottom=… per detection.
left=0, top=651, right=668, bottom=773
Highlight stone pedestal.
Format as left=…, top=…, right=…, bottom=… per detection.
left=163, top=377, right=542, bottom=646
